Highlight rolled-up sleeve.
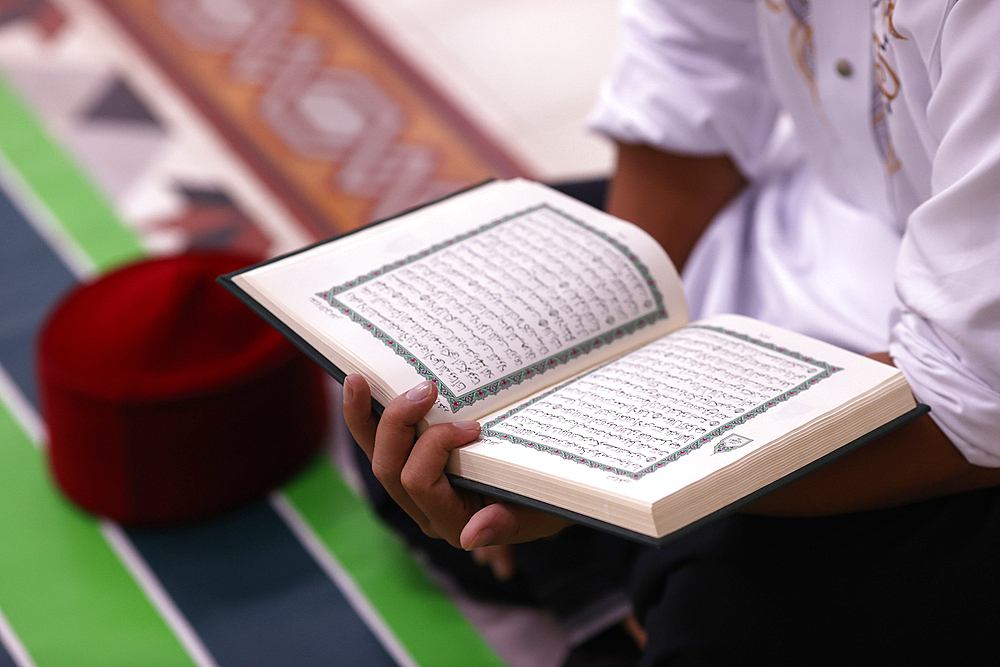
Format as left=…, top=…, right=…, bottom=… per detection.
left=890, top=0, right=1000, bottom=466
left=587, top=0, right=781, bottom=178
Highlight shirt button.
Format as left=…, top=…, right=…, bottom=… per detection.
left=835, top=59, right=853, bottom=77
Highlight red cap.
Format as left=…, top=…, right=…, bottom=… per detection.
left=37, top=251, right=328, bottom=525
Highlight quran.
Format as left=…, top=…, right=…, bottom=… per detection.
left=220, top=179, right=925, bottom=546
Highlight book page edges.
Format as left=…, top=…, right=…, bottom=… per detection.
left=450, top=401, right=927, bottom=547
left=648, top=376, right=916, bottom=536
left=448, top=365, right=917, bottom=541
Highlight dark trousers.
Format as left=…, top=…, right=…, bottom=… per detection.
left=632, top=486, right=1000, bottom=666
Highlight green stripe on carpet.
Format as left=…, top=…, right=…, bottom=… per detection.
left=0, top=402, right=197, bottom=667
left=0, top=75, right=144, bottom=274
left=283, top=461, right=506, bottom=667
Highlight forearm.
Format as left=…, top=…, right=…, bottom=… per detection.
left=606, top=142, right=747, bottom=272
left=745, top=352, right=1000, bottom=516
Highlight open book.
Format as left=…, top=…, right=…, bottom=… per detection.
left=220, top=179, right=925, bottom=546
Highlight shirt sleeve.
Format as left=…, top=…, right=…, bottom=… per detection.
left=587, top=0, right=781, bottom=178
left=890, top=0, right=1000, bottom=466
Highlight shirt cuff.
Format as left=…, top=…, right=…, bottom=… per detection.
left=890, top=309, right=1000, bottom=467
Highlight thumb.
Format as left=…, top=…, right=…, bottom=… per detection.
left=460, top=501, right=572, bottom=550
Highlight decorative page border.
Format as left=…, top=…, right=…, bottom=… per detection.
left=482, top=325, right=842, bottom=479
left=315, top=203, right=668, bottom=412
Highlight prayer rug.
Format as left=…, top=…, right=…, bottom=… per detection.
left=93, top=0, right=531, bottom=238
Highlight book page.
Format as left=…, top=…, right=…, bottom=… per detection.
left=234, top=179, right=688, bottom=422
left=452, top=314, right=912, bottom=530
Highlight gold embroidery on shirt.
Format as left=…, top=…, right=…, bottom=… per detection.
left=767, top=0, right=902, bottom=173
left=777, top=0, right=826, bottom=112
left=874, top=50, right=901, bottom=101
left=884, top=0, right=905, bottom=39
left=873, top=0, right=904, bottom=175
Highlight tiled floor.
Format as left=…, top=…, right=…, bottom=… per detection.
left=344, top=0, right=623, bottom=181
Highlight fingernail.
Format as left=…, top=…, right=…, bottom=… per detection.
left=466, top=527, right=495, bottom=551
left=453, top=421, right=480, bottom=431
left=343, top=377, right=355, bottom=405
left=405, top=381, right=433, bottom=401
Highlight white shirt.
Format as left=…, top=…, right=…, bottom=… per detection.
left=589, top=0, right=1000, bottom=465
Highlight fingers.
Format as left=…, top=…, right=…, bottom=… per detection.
left=342, top=374, right=377, bottom=460
left=402, top=418, right=483, bottom=545
left=343, top=374, right=572, bottom=550
left=460, top=501, right=573, bottom=551
left=361, top=377, right=441, bottom=535
left=343, top=374, right=482, bottom=545
left=343, top=374, right=429, bottom=530
left=370, top=380, right=438, bottom=487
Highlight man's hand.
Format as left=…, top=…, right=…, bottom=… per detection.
left=342, top=374, right=571, bottom=550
